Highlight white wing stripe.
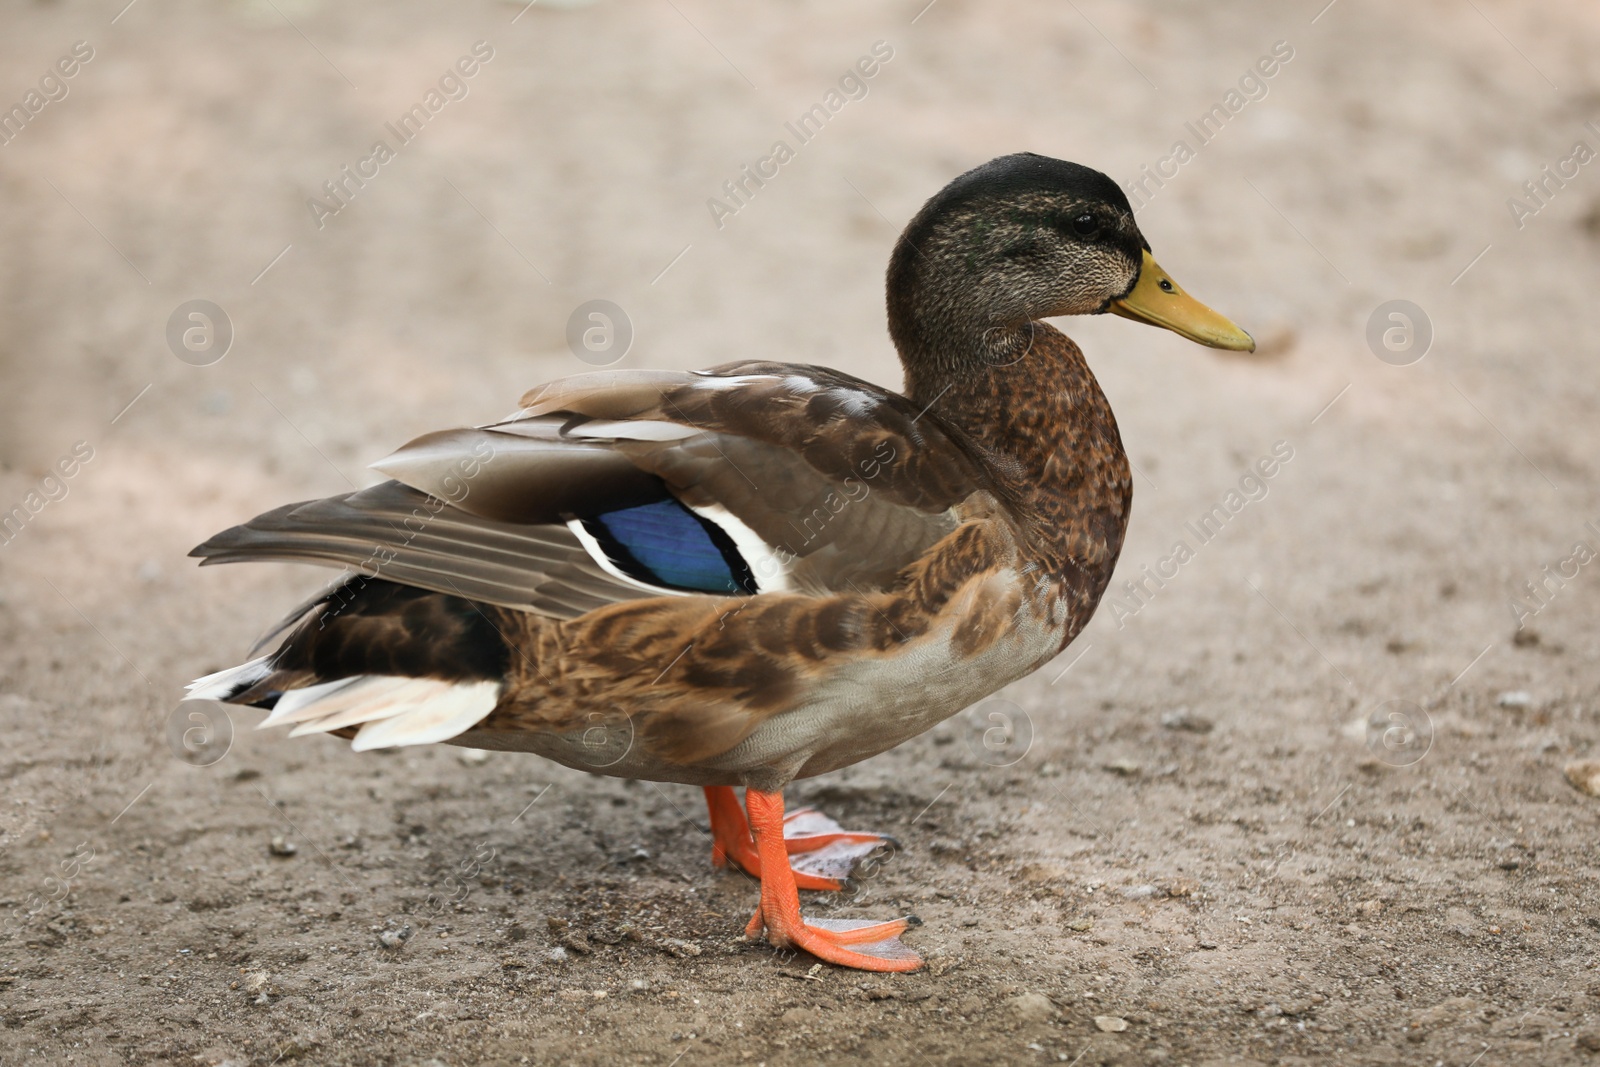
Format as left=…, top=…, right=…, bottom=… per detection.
left=566, top=419, right=700, bottom=441
left=688, top=503, right=794, bottom=593
left=565, top=518, right=691, bottom=597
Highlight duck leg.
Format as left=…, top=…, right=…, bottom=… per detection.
left=740, top=788, right=922, bottom=971
left=703, top=785, right=895, bottom=890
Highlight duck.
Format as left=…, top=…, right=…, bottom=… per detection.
left=187, top=152, right=1254, bottom=973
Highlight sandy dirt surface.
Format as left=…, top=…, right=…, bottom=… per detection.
left=4, top=0, right=1600, bottom=1064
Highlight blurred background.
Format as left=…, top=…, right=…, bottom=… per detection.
left=3, top=1, right=1599, bottom=1063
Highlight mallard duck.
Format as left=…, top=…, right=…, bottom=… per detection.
left=188, top=153, right=1253, bottom=972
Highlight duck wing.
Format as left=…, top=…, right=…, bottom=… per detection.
left=378, top=362, right=995, bottom=599
left=193, top=364, right=992, bottom=619
left=189, top=477, right=656, bottom=619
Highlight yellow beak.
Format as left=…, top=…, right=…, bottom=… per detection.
left=1109, top=250, right=1255, bottom=352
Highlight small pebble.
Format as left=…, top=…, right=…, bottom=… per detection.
left=1565, top=760, right=1600, bottom=798
left=1007, top=992, right=1055, bottom=1022
left=1160, top=708, right=1213, bottom=733
left=456, top=748, right=490, bottom=766
left=1198, top=940, right=1218, bottom=950
left=268, top=835, right=297, bottom=858
left=1094, top=1015, right=1129, bottom=1032
left=1101, top=759, right=1141, bottom=777
left=1121, top=884, right=1161, bottom=901
left=377, top=926, right=410, bottom=949
left=1066, top=918, right=1093, bottom=932
left=659, top=938, right=702, bottom=958
left=1497, top=691, right=1534, bottom=709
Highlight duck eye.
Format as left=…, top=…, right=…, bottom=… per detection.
left=1070, top=213, right=1099, bottom=238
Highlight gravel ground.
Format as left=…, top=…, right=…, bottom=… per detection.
left=3, top=1, right=1600, bottom=1064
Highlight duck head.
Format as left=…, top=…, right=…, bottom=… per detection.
left=888, top=152, right=1254, bottom=385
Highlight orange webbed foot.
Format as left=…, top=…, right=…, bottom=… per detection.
left=703, top=786, right=895, bottom=891
left=740, top=787, right=923, bottom=973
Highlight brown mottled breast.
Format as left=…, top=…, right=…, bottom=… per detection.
left=907, top=322, right=1133, bottom=639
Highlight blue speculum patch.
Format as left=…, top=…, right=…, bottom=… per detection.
left=588, top=498, right=746, bottom=594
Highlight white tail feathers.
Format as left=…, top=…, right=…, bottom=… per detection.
left=186, top=659, right=501, bottom=753
left=347, top=680, right=501, bottom=751
left=261, top=676, right=410, bottom=729
left=185, top=655, right=273, bottom=702
left=258, top=675, right=501, bottom=751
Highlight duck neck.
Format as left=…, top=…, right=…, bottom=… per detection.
left=893, top=311, right=1133, bottom=591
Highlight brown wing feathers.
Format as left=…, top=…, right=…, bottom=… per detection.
left=516, top=363, right=997, bottom=514
left=368, top=425, right=664, bottom=524
left=502, top=364, right=1004, bottom=593
left=190, top=480, right=650, bottom=618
